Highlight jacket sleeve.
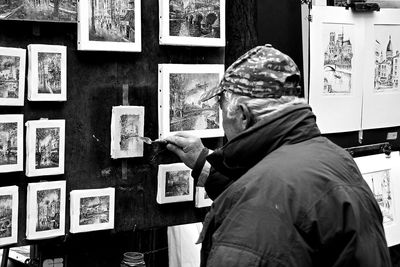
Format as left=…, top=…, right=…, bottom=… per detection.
left=204, top=166, right=234, bottom=200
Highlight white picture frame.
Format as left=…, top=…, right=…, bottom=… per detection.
left=26, top=181, right=66, bottom=240
left=28, top=44, right=67, bottom=101
left=0, top=186, right=18, bottom=247
left=0, top=47, right=26, bottom=106
left=354, top=153, right=400, bottom=247
left=78, top=0, right=142, bottom=52
left=158, top=64, right=224, bottom=139
left=195, top=186, right=212, bottom=208
left=70, top=188, right=115, bottom=234
left=111, top=106, right=145, bottom=159
left=25, top=119, right=65, bottom=177
left=0, top=115, right=23, bottom=173
left=157, top=163, right=194, bottom=204
left=159, top=0, right=225, bottom=47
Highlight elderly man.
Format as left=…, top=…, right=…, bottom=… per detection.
left=165, top=45, right=391, bottom=267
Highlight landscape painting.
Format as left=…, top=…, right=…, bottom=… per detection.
left=165, top=170, right=191, bottom=197
left=35, top=127, right=60, bottom=169
left=0, top=186, right=18, bottom=246
left=0, top=115, right=23, bottom=173
left=0, top=0, right=77, bottom=22
left=374, top=25, right=400, bottom=92
left=38, top=52, right=62, bottom=94
left=79, top=196, right=110, bottom=225
left=36, top=188, right=61, bottom=232
left=323, top=23, right=354, bottom=95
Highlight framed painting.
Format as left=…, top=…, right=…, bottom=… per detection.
left=195, top=186, right=212, bottom=208
left=157, top=163, right=194, bottom=204
left=110, top=106, right=144, bottom=159
left=354, top=153, right=400, bottom=247
left=70, top=188, right=115, bottom=233
left=25, top=119, right=65, bottom=177
left=158, top=64, right=224, bottom=139
left=0, top=47, right=25, bottom=106
left=0, top=0, right=77, bottom=22
left=77, top=0, right=141, bottom=52
left=159, top=0, right=225, bottom=47
left=0, top=186, right=18, bottom=247
left=28, top=44, right=67, bottom=101
left=0, top=115, right=23, bottom=173
left=26, top=181, right=66, bottom=240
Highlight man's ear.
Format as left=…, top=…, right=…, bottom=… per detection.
left=238, top=103, right=254, bottom=130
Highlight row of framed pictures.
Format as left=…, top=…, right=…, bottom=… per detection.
left=0, top=45, right=67, bottom=106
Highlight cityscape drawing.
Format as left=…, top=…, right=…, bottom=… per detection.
left=165, top=170, right=191, bottom=197
left=0, top=0, right=77, bottom=22
left=323, top=23, right=354, bottom=94
left=119, top=114, right=139, bottom=151
left=374, top=25, right=400, bottom=91
left=169, top=73, right=220, bottom=132
left=88, top=0, right=136, bottom=43
left=79, top=196, right=110, bottom=226
left=0, top=195, right=12, bottom=238
left=35, top=127, right=60, bottom=169
left=0, top=55, right=20, bottom=99
left=36, top=188, right=61, bottom=232
left=0, top=122, right=18, bottom=166
left=169, top=0, right=220, bottom=39
left=363, top=169, right=394, bottom=225
left=38, top=52, right=62, bottom=94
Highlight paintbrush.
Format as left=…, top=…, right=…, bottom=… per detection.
left=135, top=136, right=168, bottom=145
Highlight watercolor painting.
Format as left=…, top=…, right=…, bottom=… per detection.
left=79, top=196, right=110, bottom=226
left=0, top=195, right=13, bottom=238
left=36, top=188, right=61, bottom=232
left=0, top=122, right=18, bottom=167
left=35, top=127, right=60, bottom=169
left=37, top=52, right=61, bottom=94
left=165, top=170, right=191, bottom=197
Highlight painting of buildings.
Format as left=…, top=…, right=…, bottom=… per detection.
left=0, top=195, right=13, bottom=238
left=323, top=24, right=354, bottom=94
left=79, top=196, right=110, bottom=226
left=0, top=0, right=77, bottom=22
left=119, top=114, right=139, bottom=151
left=0, top=55, right=20, bottom=99
left=374, top=26, right=400, bottom=91
left=38, top=52, right=61, bottom=94
left=35, top=127, right=60, bottom=169
left=0, top=122, right=18, bottom=166
left=165, top=170, right=191, bottom=197
left=36, top=188, right=61, bottom=232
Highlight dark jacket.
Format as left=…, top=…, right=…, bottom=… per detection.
left=199, top=103, right=392, bottom=267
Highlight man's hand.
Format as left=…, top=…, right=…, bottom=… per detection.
left=165, top=132, right=205, bottom=169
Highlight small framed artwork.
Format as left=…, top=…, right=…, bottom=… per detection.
left=159, top=0, right=226, bottom=47
left=28, top=45, right=67, bottom=101
left=158, top=64, right=224, bottom=139
left=26, top=181, right=66, bottom=240
left=354, top=153, right=400, bottom=247
left=0, top=115, right=23, bottom=173
left=195, top=187, right=212, bottom=208
left=0, top=47, right=26, bottom=106
left=111, top=106, right=144, bottom=159
left=0, top=186, right=18, bottom=247
left=78, top=0, right=142, bottom=52
left=25, top=119, right=65, bottom=177
left=70, top=188, right=115, bottom=233
left=157, top=163, right=194, bottom=204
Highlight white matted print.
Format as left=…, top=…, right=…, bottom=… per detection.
left=111, top=106, right=144, bottom=159
left=0, top=186, right=18, bottom=247
left=159, top=0, right=225, bottom=47
left=70, top=188, right=115, bottom=233
left=28, top=45, right=67, bottom=101
left=157, top=163, right=194, bottom=204
left=158, top=64, right=224, bottom=139
left=195, top=186, right=212, bottom=208
left=0, top=115, right=23, bottom=173
left=26, top=181, right=66, bottom=240
left=354, top=153, right=400, bottom=247
left=78, top=0, right=141, bottom=52
left=0, top=47, right=25, bottom=106
left=26, top=119, right=65, bottom=177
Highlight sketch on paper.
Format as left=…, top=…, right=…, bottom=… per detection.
left=79, top=196, right=110, bottom=226
left=0, top=195, right=13, bottom=238
left=36, top=188, right=61, bottom=232
left=165, top=170, right=191, bottom=197
left=35, top=127, right=60, bottom=169
left=169, top=0, right=221, bottom=39
left=0, top=122, right=18, bottom=166
left=169, top=73, right=220, bottom=132
left=38, top=52, right=61, bottom=94
left=374, top=25, right=400, bottom=91
left=0, top=0, right=77, bottom=22
left=119, top=114, right=139, bottom=152
left=0, top=55, right=20, bottom=99
left=323, top=23, right=354, bottom=94
left=363, top=169, right=394, bottom=225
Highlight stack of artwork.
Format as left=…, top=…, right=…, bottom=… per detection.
left=0, top=186, right=18, bottom=246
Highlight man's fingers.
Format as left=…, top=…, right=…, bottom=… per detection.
left=166, top=135, right=190, bottom=148
left=166, top=143, right=185, bottom=158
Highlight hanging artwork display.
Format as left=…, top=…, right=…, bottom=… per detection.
left=25, top=119, right=65, bottom=177
left=195, top=187, right=212, bottom=208
left=158, top=64, right=224, bottom=139
left=70, top=188, right=115, bottom=233
left=0, top=186, right=18, bottom=247
left=157, top=163, right=194, bottom=204
left=110, top=106, right=144, bottom=159
left=354, top=153, right=400, bottom=247
left=159, top=0, right=225, bottom=47
left=0, top=0, right=77, bottom=22
left=0, top=115, right=23, bottom=173
left=28, top=44, right=67, bottom=101
left=0, top=47, right=26, bottom=106
left=26, top=181, right=66, bottom=240
left=77, top=0, right=141, bottom=52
